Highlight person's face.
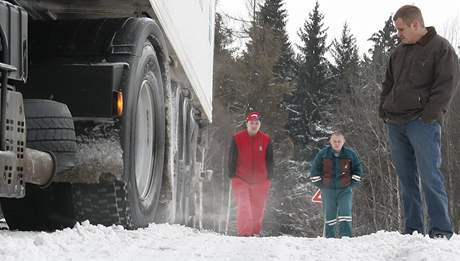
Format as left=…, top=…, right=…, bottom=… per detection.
left=394, top=18, right=421, bottom=44
left=329, top=134, right=345, bottom=152
left=246, top=120, right=261, bottom=135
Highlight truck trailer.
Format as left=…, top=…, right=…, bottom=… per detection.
left=0, top=0, right=215, bottom=230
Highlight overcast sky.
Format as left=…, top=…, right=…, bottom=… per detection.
left=217, top=0, right=460, bottom=56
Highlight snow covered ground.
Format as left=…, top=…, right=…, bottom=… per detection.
left=0, top=221, right=458, bottom=261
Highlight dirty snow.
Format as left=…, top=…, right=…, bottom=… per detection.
left=0, top=221, right=458, bottom=261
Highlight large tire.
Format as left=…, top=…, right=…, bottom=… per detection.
left=72, top=36, right=166, bottom=229
left=22, top=99, right=77, bottom=173
left=0, top=99, right=77, bottom=231
left=123, top=40, right=166, bottom=227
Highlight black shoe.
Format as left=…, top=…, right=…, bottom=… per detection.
left=429, top=232, right=453, bottom=240
left=403, top=228, right=423, bottom=235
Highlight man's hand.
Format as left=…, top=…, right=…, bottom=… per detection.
left=420, top=110, right=441, bottom=124
left=350, top=180, right=361, bottom=188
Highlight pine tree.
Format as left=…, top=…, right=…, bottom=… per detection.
left=297, top=1, right=329, bottom=96
left=286, top=1, right=331, bottom=159
left=331, top=22, right=360, bottom=97
left=259, top=0, right=296, bottom=82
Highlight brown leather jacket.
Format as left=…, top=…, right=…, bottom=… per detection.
left=380, top=27, right=460, bottom=124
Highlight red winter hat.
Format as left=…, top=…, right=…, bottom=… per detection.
left=246, top=112, right=261, bottom=122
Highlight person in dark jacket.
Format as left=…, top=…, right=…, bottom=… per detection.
left=228, top=112, right=273, bottom=236
left=310, top=131, right=363, bottom=238
left=379, top=5, right=459, bottom=239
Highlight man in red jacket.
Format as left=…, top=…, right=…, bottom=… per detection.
left=228, top=112, right=274, bottom=236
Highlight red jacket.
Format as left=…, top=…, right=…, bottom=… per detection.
left=228, top=130, right=274, bottom=184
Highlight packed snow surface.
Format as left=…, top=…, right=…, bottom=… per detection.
left=0, top=222, right=458, bottom=261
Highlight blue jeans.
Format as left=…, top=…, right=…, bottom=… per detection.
left=387, top=119, right=452, bottom=236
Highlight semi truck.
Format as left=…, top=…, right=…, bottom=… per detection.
left=0, top=0, right=215, bottom=230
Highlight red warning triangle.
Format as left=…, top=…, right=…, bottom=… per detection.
left=312, top=189, right=322, bottom=203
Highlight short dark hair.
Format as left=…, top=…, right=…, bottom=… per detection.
left=331, top=130, right=345, bottom=138
left=393, top=5, right=425, bottom=27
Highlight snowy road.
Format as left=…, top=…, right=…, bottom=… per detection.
left=0, top=222, right=458, bottom=261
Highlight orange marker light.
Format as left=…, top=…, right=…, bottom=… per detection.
left=114, top=91, right=123, bottom=117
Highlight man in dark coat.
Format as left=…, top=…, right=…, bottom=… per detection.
left=380, top=5, right=459, bottom=239
left=228, top=112, right=273, bottom=236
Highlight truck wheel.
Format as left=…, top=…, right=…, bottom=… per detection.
left=0, top=99, right=77, bottom=231
left=123, top=41, right=165, bottom=227
left=22, top=99, right=77, bottom=173
left=72, top=40, right=166, bottom=229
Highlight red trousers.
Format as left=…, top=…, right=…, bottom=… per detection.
left=232, top=178, right=271, bottom=236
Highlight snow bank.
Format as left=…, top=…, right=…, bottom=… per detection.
left=0, top=222, right=458, bottom=261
